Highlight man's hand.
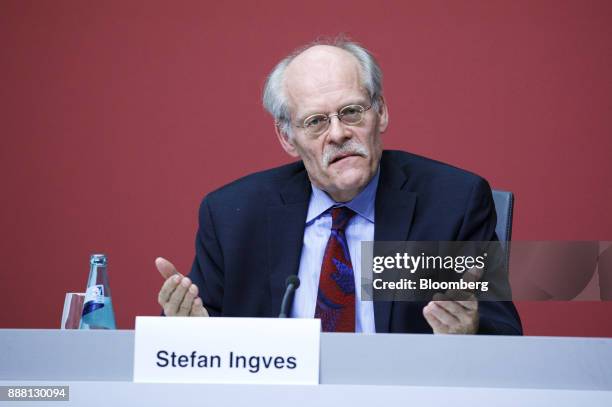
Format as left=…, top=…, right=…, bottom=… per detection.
left=156, top=257, right=209, bottom=317
left=423, top=267, right=482, bottom=334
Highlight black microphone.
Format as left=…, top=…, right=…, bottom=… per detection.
left=278, top=275, right=300, bottom=318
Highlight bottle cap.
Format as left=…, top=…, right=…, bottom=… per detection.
left=90, top=254, right=108, bottom=266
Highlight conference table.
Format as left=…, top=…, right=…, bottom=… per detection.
left=1, top=329, right=611, bottom=406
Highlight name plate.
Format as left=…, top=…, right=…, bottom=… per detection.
left=133, top=317, right=321, bottom=385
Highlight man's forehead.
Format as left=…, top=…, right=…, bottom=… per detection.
left=290, top=44, right=356, bottom=67
left=284, top=45, right=364, bottom=114
left=285, top=46, right=361, bottom=84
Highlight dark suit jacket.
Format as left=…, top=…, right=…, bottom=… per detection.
left=187, top=150, right=522, bottom=335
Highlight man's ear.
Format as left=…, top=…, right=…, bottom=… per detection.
left=376, top=96, right=389, bottom=134
left=274, top=122, right=300, bottom=158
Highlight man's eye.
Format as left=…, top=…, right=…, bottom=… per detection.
left=305, top=116, right=326, bottom=127
left=343, top=107, right=358, bottom=115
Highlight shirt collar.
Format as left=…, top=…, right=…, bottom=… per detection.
left=306, top=167, right=380, bottom=224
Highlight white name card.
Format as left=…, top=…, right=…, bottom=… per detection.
left=133, top=317, right=321, bottom=385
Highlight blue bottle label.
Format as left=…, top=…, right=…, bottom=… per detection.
left=82, top=284, right=105, bottom=316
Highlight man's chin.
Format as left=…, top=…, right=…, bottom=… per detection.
left=327, top=171, right=372, bottom=201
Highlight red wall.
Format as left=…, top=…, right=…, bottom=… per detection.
left=1, top=0, right=611, bottom=336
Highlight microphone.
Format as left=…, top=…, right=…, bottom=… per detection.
left=278, top=275, right=300, bottom=318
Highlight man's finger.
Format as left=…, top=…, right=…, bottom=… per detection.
left=433, top=291, right=478, bottom=311
left=423, top=303, right=448, bottom=333
left=158, top=274, right=181, bottom=307
left=156, top=257, right=182, bottom=280
left=165, top=277, right=191, bottom=316
left=176, top=284, right=198, bottom=316
left=433, top=300, right=474, bottom=327
left=462, top=266, right=484, bottom=284
left=191, top=297, right=210, bottom=317
left=442, top=289, right=476, bottom=302
left=425, top=301, right=460, bottom=327
left=456, top=299, right=478, bottom=311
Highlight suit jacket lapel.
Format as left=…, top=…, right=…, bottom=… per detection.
left=267, top=168, right=310, bottom=316
left=373, top=154, right=417, bottom=332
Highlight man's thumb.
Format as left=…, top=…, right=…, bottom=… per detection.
left=462, top=266, right=484, bottom=284
left=155, top=257, right=181, bottom=280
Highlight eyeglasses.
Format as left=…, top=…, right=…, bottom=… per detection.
left=295, top=104, right=372, bottom=137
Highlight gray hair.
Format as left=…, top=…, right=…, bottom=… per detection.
left=262, top=38, right=384, bottom=136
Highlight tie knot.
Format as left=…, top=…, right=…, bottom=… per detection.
left=330, top=206, right=355, bottom=231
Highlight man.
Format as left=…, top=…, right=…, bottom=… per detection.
left=156, top=39, right=522, bottom=335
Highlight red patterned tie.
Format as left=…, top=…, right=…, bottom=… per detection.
left=315, top=207, right=356, bottom=332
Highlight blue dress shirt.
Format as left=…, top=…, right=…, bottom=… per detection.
left=291, top=169, right=380, bottom=333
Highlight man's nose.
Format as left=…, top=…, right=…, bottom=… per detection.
left=327, top=115, right=351, bottom=143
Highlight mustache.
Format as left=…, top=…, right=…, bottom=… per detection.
left=322, top=140, right=369, bottom=168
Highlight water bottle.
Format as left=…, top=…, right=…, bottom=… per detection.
left=80, top=254, right=117, bottom=329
